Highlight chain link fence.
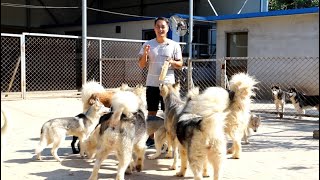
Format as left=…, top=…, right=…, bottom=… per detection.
left=1, top=33, right=319, bottom=120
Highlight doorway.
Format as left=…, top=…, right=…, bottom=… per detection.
left=226, top=32, right=248, bottom=77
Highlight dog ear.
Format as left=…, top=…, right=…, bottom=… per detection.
left=173, top=81, right=181, bottom=91
left=159, top=83, right=164, bottom=90
left=88, top=94, right=97, bottom=105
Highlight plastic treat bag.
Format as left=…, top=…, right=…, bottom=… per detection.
left=159, top=60, right=170, bottom=81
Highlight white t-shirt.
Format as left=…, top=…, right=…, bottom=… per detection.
left=139, top=38, right=182, bottom=87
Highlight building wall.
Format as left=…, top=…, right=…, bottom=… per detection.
left=45, top=20, right=151, bottom=39
left=46, top=19, right=181, bottom=42
left=215, top=13, right=319, bottom=95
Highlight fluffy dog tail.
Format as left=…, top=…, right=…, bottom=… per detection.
left=188, top=87, right=230, bottom=117
left=228, top=72, right=258, bottom=104
left=1, top=108, right=10, bottom=136
left=81, top=80, right=105, bottom=112
left=35, top=124, right=49, bottom=159
left=109, top=91, right=140, bottom=126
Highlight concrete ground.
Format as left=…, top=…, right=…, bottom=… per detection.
left=1, top=97, right=319, bottom=180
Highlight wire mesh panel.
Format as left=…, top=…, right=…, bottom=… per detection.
left=87, top=39, right=100, bottom=82
left=1, top=33, right=318, bottom=121
left=1, top=35, right=21, bottom=95
left=190, top=59, right=217, bottom=90
left=224, top=57, right=319, bottom=118
left=25, top=35, right=81, bottom=91
left=101, top=58, right=147, bottom=88
left=100, top=40, right=146, bottom=88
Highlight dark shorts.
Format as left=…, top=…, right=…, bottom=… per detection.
left=146, top=86, right=164, bottom=112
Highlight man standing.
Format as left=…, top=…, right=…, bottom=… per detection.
left=138, top=17, right=183, bottom=147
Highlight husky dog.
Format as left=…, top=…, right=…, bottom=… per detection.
left=84, top=114, right=165, bottom=160
left=159, top=81, right=185, bottom=170
left=174, top=86, right=230, bottom=180
left=1, top=107, right=10, bottom=162
left=243, top=113, right=261, bottom=144
left=224, top=73, right=258, bottom=159
left=287, top=87, right=319, bottom=119
left=35, top=99, right=109, bottom=162
left=88, top=91, right=148, bottom=180
left=271, top=84, right=286, bottom=118
left=72, top=82, right=146, bottom=154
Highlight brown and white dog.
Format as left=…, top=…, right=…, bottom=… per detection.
left=72, top=82, right=146, bottom=154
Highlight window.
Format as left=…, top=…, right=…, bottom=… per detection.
left=142, top=29, right=156, bottom=40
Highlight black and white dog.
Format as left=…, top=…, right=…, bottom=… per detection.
left=271, top=84, right=287, bottom=118
left=287, top=87, right=319, bottom=119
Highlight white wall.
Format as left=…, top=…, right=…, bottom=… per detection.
left=216, top=13, right=319, bottom=95
left=46, top=20, right=154, bottom=39
left=216, top=13, right=319, bottom=58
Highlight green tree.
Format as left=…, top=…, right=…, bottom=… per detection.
left=269, top=0, right=319, bottom=10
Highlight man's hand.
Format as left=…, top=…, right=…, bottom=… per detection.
left=144, top=45, right=150, bottom=56
left=138, top=44, right=150, bottom=69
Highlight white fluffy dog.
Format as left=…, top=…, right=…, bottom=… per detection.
left=224, top=73, right=258, bottom=159
left=176, top=86, right=230, bottom=180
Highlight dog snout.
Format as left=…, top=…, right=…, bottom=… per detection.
left=254, top=130, right=257, bottom=132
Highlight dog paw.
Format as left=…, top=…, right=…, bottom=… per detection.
left=125, top=168, right=133, bottom=174
left=227, top=148, right=233, bottom=154
left=165, top=154, right=173, bottom=159
left=148, top=154, right=159, bottom=160
left=202, top=169, right=209, bottom=177
left=176, top=172, right=185, bottom=177
left=231, top=155, right=240, bottom=159
left=169, top=165, right=176, bottom=170
left=135, top=164, right=142, bottom=172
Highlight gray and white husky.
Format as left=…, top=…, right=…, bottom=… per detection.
left=88, top=91, right=148, bottom=180
left=35, top=98, right=109, bottom=162
left=287, top=87, right=319, bottom=119
left=243, top=113, right=261, bottom=144
left=271, top=84, right=287, bottom=118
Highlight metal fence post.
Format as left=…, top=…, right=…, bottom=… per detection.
left=187, top=58, right=193, bottom=90
left=21, top=33, right=26, bottom=99
left=221, top=57, right=227, bottom=89
left=99, top=39, right=102, bottom=85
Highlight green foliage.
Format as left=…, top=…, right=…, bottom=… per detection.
left=268, top=0, right=319, bottom=10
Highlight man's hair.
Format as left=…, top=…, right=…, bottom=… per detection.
left=154, top=17, right=169, bottom=25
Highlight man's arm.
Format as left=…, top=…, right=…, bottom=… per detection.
left=138, top=54, right=148, bottom=69
left=168, top=58, right=183, bottom=69
left=138, top=44, right=150, bottom=69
